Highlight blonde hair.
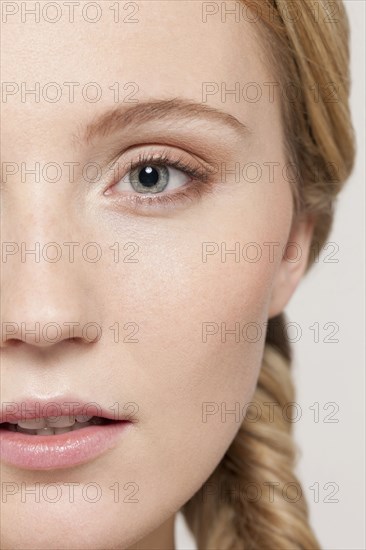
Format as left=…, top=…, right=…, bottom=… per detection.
left=182, top=1, right=355, bottom=547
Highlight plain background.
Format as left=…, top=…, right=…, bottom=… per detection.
left=176, top=1, right=365, bottom=548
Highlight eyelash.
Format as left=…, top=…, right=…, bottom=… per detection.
left=107, top=149, right=216, bottom=211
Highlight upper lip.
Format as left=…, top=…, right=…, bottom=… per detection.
left=0, top=397, right=136, bottom=424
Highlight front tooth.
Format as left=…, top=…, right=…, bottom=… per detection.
left=46, top=416, right=75, bottom=428
left=54, top=427, right=72, bottom=434
left=75, top=415, right=93, bottom=423
left=18, top=418, right=47, bottom=429
left=72, top=422, right=89, bottom=431
left=17, top=427, right=38, bottom=435
left=36, top=428, right=54, bottom=436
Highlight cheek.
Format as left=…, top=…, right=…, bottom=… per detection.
left=95, top=193, right=291, bottom=496
left=100, top=175, right=293, bottom=408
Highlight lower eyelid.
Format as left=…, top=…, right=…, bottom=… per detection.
left=104, top=178, right=215, bottom=215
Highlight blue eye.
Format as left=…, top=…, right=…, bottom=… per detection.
left=116, top=163, right=189, bottom=194
left=105, top=149, right=217, bottom=213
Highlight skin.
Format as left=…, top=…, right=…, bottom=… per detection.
left=0, top=1, right=313, bottom=548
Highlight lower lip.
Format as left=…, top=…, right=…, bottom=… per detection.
left=0, top=422, right=132, bottom=471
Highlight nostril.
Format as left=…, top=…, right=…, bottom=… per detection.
left=67, top=336, right=97, bottom=345
left=0, top=338, right=23, bottom=349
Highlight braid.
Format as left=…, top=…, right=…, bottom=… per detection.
left=182, top=315, right=319, bottom=549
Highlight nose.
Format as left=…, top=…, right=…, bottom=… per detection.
left=0, top=198, right=102, bottom=349
left=0, top=257, right=100, bottom=348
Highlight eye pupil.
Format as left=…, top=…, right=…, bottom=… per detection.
left=138, top=166, right=160, bottom=188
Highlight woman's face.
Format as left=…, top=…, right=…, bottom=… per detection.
left=1, top=2, right=310, bottom=548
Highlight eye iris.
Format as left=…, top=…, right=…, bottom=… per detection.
left=130, top=164, right=169, bottom=194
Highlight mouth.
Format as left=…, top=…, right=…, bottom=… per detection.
left=0, top=401, right=135, bottom=471
left=0, top=415, right=118, bottom=436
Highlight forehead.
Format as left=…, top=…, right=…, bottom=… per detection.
left=1, top=1, right=273, bottom=126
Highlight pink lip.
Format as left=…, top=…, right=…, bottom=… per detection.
left=0, top=422, right=132, bottom=470
left=0, top=397, right=136, bottom=470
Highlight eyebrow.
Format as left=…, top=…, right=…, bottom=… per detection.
left=81, top=98, right=250, bottom=144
